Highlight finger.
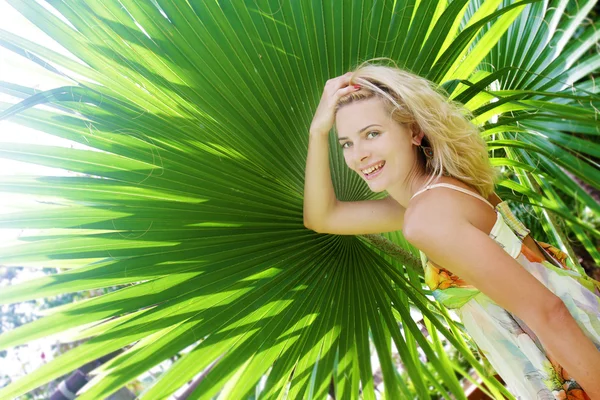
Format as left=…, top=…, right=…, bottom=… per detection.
left=335, top=84, right=360, bottom=98
left=329, top=72, right=355, bottom=92
left=338, top=72, right=354, bottom=85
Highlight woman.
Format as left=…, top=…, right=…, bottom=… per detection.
left=303, top=62, right=600, bottom=399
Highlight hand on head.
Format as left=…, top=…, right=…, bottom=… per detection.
left=309, top=72, right=360, bottom=137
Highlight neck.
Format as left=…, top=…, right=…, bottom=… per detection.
left=387, top=171, right=439, bottom=208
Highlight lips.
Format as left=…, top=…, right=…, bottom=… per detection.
left=361, top=161, right=385, bottom=179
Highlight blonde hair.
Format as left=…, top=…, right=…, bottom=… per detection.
left=335, top=59, right=500, bottom=198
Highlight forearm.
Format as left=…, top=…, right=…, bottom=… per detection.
left=303, top=133, right=337, bottom=229
left=531, top=304, right=600, bottom=397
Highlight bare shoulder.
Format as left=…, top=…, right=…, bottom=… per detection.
left=403, top=188, right=465, bottom=243
left=402, top=177, right=497, bottom=243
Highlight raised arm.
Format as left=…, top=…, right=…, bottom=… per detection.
left=303, top=73, right=406, bottom=235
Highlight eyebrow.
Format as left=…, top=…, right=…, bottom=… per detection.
left=337, top=124, right=382, bottom=141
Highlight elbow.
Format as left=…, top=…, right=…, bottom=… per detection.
left=303, top=217, right=314, bottom=231
left=542, top=296, right=572, bottom=325
left=303, top=215, right=325, bottom=233
left=303, top=214, right=315, bottom=231
left=528, top=295, right=571, bottom=329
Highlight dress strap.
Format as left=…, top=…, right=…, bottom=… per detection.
left=410, top=183, right=496, bottom=210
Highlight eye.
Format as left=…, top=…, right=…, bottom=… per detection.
left=341, top=142, right=352, bottom=149
left=366, top=131, right=380, bottom=139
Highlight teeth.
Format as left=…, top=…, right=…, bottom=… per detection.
left=362, top=162, right=385, bottom=175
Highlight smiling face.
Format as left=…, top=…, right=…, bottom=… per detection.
left=335, top=97, right=424, bottom=193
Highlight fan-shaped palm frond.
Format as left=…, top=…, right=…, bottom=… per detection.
left=0, top=0, right=598, bottom=399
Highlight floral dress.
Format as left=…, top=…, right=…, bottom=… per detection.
left=411, top=183, right=600, bottom=400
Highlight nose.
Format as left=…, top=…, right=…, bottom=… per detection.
left=354, top=142, right=371, bottom=165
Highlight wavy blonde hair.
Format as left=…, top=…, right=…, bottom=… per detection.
left=335, top=59, right=500, bottom=198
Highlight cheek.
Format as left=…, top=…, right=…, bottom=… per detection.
left=342, top=151, right=361, bottom=173
left=342, top=151, right=352, bottom=168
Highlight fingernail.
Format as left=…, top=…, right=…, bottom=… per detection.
left=353, top=85, right=360, bottom=89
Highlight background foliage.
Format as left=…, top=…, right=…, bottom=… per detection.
left=0, top=0, right=598, bottom=398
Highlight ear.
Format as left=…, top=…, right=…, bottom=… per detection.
left=411, top=127, right=426, bottom=146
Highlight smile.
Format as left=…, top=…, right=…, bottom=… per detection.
left=361, top=161, right=385, bottom=179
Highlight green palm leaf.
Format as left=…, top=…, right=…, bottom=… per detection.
left=0, top=0, right=597, bottom=398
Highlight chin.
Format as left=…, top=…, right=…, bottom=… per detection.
left=366, top=181, right=387, bottom=193
left=370, top=186, right=387, bottom=193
